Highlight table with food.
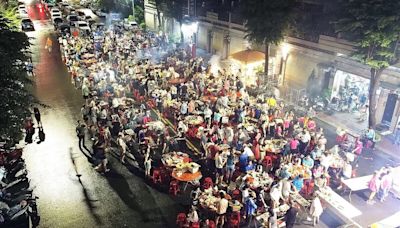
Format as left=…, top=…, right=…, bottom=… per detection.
left=184, top=115, right=204, bottom=126
left=236, top=171, right=273, bottom=189
left=289, top=164, right=312, bottom=180
left=261, top=139, right=287, bottom=154
left=161, top=152, right=190, bottom=168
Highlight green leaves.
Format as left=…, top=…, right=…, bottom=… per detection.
left=335, top=0, right=400, bottom=70
left=0, top=16, right=38, bottom=144
left=241, top=0, right=296, bottom=45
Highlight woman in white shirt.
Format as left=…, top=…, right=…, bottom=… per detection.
left=309, top=195, right=323, bottom=226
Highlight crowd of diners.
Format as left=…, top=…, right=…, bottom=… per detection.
left=58, top=24, right=381, bottom=228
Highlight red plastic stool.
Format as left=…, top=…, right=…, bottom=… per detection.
left=176, top=213, right=187, bottom=228
left=232, top=189, right=241, bottom=201
left=262, top=155, right=273, bottom=170
left=208, top=220, right=216, bottom=228
left=169, top=180, right=180, bottom=196
left=228, top=211, right=240, bottom=228
left=202, top=177, right=213, bottom=190
left=152, top=169, right=162, bottom=184
left=190, top=222, right=200, bottom=228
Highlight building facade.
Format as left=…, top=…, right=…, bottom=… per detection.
left=144, top=0, right=400, bottom=131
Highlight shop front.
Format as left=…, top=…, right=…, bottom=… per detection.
left=330, top=70, right=370, bottom=113
left=327, top=68, right=400, bottom=132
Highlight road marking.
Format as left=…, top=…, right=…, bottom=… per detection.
left=150, top=108, right=201, bottom=155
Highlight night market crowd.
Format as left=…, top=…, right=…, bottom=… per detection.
left=57, top=25, right=394, bottom=228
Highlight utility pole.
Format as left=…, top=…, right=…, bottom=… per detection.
left=132, top=0, right=135, bottom=19
left=187, top=0, right=190, bottom=16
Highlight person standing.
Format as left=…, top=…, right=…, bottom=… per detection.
left=215, top=192, right=228, bottom=228
left=268, top=208, right=278, bottom=228
left=245, top=192, right=258, bottom=227
left=214, top=151, right=226, bottom=185
left=309, top=194, right=323, bottom=226
left=367, top=171, right=381, bottom=204
left=144, top=155, right=152, bottom=178
left=285, top=202, right=299, bottom=228
left=24, top=117, right=35, bottom=144
left=378, top=169, right=393, bottom=202
left=93, top=136, right=109, bottom=173
left=33, top=107, right=41, bottom=127
left=81, top=83, right=90, bottom=105
left=225, top=150, right=236, bottom=184
left=45, top=37, right=53, bottom=52
left=76, top=121, right=89, bottom=153
left=117, top=133, right=127, bottom=164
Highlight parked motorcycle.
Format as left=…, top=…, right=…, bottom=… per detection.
left=0, top=196, right=39, bottom=228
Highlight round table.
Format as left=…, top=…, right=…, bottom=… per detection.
left=172, top=170, right=202, bottom=191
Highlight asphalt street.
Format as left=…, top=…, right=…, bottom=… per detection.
left=21, top=5, right=181, bottom=228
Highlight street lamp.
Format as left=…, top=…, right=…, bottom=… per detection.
left=280, top=43, right=290, bottom=86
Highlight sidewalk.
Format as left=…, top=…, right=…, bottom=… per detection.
left=317, top=112, right=400, bottom=160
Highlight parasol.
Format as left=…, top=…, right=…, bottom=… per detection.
left=230, top=49, right=265, bottom=65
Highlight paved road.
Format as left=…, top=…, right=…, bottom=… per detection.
left=22, top=4, right=180, bottom=228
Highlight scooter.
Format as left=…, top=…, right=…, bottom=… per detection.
left=0, top=196, right=39, bottom=227
left=0, top=166, right=27, bottom=185
left=2, top=177, right=30, bottom=193
left=311, top=96, right=325, bottom=112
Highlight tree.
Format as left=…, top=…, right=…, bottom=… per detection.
left=335, top=0, right=400, bottom=127
left=148, top=0, right=163, bottom=31
left=159, top=0, right=186, bottom=42
left=0, top=16, right=37, bottom=144
left=0, top=3, right=21, bottom=28
left=240, top=0, right=296, bottom=73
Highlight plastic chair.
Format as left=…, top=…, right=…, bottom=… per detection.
left=202, top=177, right=213, bottom=190
left=262, top=155, right=273, bottom=171
left=232, top=189, right=241, bottom=201
left=301, top=180, right=314, bottom=197
left=152, top=169, right=162, bottom=184
left=228, top=211, right=240, bottom=228
left=176, top=213, right=187, bottom=228
left=190, top=222, right=200, bottom=228
left=169, top=180, right=180, bottom=196
left=208, top=220, right=216, bottom=228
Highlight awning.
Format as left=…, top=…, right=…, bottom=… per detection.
left=230, top=49, right=265, bottom=65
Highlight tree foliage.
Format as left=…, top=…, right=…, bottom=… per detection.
left=0, top=16, right=37, bottom=144
left=241, top=0, right=295, bottom=45
left=334, top=0, right=400, bottom=127
left=159, top=0, right=185, bottom=23
left=148, top=0, right=162, bottom=31
left=158, top=0, right=186, bottom=41
left=240, top=0, right=296, bottom=72
left=0, top=2, right=21, bottom=28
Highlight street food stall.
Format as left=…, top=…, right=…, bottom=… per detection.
left=230, top=49, right=265, bottom=87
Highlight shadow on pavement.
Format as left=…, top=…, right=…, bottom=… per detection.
left=103, top=164, right=153, bottom=223
left=70, top=149, right=102, bottom=225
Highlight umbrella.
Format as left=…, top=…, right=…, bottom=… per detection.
left=230, top=49, right=265, bottom=65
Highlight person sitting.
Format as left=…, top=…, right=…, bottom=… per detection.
left=244, top=160, right=255, bottom=173
left=302, top=155, right=314, bottom=170
left=292, top=175, right=304, bottom=192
